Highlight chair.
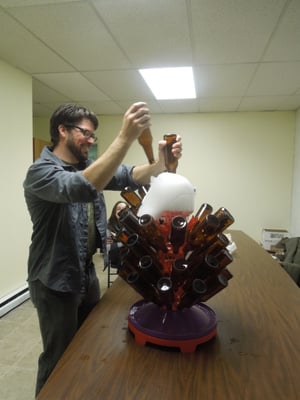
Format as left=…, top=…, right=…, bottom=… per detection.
left=107, top=261, right=118, bottom=288
left=106, top=245, right=122, bottom=288
left=274, top=237, right=300, bottom=287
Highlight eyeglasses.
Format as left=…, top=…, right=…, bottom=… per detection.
left=65, top=125, right=97, bottom=143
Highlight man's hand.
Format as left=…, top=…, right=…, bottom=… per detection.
left=120, top=102, right=151, bottom=142
left=158, top=134, right=182, bottom=168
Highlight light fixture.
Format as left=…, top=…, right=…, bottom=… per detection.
left=139, top=67, right=196, bottom=100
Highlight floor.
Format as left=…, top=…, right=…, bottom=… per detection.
left=0, top=253, right=116, bottom=400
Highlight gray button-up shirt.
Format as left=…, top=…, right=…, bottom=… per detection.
left=23, top=146, right=138, bottom=293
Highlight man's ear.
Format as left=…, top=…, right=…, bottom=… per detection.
left=58, top=124, right=68, bottom=140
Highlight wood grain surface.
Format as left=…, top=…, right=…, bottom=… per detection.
left=37, top=231, right=300, bottom=400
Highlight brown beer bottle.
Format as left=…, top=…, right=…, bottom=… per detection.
left=119, top=208, right=141, bottom=234
left=194, top=203, right=213, bottom=223
left=137, top=185, right=149, bottom=199
left=137, top=254, right=163, bottom=285
left=177, top=279, right=207, bottom=310
left=116, top=228, right=131, bottom=246
left=187, top=214, right=220, bottom=249
left=169, top=215, right=187, bottom=253
left=138, top=128, right=155, bottom=164
left=215, top=249, right=233, bottom=270
left=171, top=258, right=189, bottom=289
left=186, top=249, right=233, bottom=284
left=199, top=269, right=233, bottom=302
left=163, top=134, right=178, bottom=173
left=125, top=271, right=159, bottom=303
left=125, top=233, right=156, bottom=260
left=121, top=186, right=142, bottom=212
left=206, top=233, right=230, bottom=256
left=183, top=253, right=219, bottom=285
left=156, top=277, right=174, bottom=308
left=213, top=207, right=235, bottom=231
left=139, top=214, right=168, bottom=252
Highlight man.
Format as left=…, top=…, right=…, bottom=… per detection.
left=23, top=101, right=182, bottom=396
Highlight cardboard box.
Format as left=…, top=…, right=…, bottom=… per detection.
left=262, top=229, right=289, bottom=251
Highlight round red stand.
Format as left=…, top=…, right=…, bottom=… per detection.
left=128, top=300, right=217, bottom=353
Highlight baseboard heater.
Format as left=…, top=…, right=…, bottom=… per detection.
left=0, top=284, right=30, bottom=318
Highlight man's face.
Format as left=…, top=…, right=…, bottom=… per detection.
left=65, top=118, right=96, bottom=163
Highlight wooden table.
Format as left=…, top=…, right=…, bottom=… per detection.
left=37, top=231, right=300, bottom=400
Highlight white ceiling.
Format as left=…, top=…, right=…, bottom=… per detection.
left=0, top=0, right=299, bottom=117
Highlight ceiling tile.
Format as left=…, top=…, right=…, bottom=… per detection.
left=263, top=0, right=300, bottom=61
left=8, top=2, right=131, bottom=70
left=83, top=69, right=155, bottom=100
left=0, top=9, right=74, bottom=73
left=194, top=64, right=257, bottom=97
left=274, top=95, right=300, bottom=110
left=79, top=101, right=124, bottom=115
left=117, top=100, right=162, bottom=115
left=32, top=79, right=71, bottom=102
left=190, top=0, right=286, bottom=63
left=0, top=0, right=298, bottom=115
left=0, top=0, right=78, bottom=6
left=246, top=62, right=300, bottom=96
left=92, top=0, right=193, bottom=66
left=33, top=72, right=110, bottom=101
left=198, top=97, right=241, bottom=112
left=158, top=99, right=200, bottom=114
left=238, top=95, right=300, bottom=111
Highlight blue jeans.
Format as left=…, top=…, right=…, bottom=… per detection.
left=29, top=263, right=100, bottom=397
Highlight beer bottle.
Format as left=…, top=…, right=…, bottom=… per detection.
left=169, top=215, right=187, bottom=253
left=199, top=269, right=233, bottom=302
left=138, top=254, right=163, bottom=285
left=187, top=203, right=212, bottom=233
left=119, top=208, right=141, bottom=234
left=116, top=228, right=131, bottom=246
left=171, top=258, right=189, bottom=289
left=215, top=249, right=233, bottom=270
left=184, top=253, right=219, bottom=286
left=137, top=185, right=149, bottom=199
left=194, top=203, right=213, bottom=223
left=213, top=207, right=235, bottom=231
left=157, top=277, right=174, bottom=308
left=177, top=279, right=207, bottom=310
left=139, top=214, right=168, bottom=252
left=138, top=128, right=155, bottom=164
left=125, top=271, right=159, bottom=303
left=163, top=134, right=178, bottom=173
left=220, top=268, right=233, bottom=281
left=121, top=186, right=142, bottom=212
left=206, top=233, right=230, bottom=256
left=125, top=233, right=157, bottom=260
left=187, top=214, right=220, bottom=249
left=117, top=247, right=134, bottom=271
left=118, top=255, right=138, bottom=281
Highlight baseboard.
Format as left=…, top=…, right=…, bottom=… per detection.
left=0, top=285, right=30, bottom=318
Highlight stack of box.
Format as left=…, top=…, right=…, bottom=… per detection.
left=262, top=229, right=289, bottom=251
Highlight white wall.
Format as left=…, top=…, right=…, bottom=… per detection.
left=33, top=110, right=295, bottom=244
left=290, top=109, right=300, bottom=236
left=0, top=60, right=33, bottom=299
left=99, top=111, right=295, bottom=243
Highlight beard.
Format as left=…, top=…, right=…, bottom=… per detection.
left=66, top=135, right=89, bottom=163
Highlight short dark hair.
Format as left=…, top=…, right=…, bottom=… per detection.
left=49, top=103, right=99, bottom=147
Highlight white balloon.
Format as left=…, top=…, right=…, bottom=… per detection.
left=137, top=172, right=196, bottom=219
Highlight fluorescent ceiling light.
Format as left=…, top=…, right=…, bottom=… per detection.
left=139, top=67, right=196, bottom=100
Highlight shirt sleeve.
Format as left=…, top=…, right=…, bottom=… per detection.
left=23, top=159, right=97, bottom=203
left=104, top=164, right=139, bottom=191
